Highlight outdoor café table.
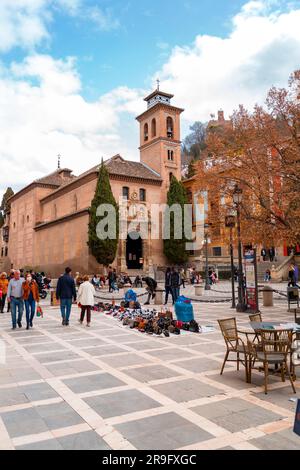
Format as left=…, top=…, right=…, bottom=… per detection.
left=241, top=322, right=300, bottom=377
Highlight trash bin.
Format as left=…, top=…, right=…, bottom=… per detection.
left=262, top=286, right=273, bottom=307
left=194, top=284, right=203, bottom=297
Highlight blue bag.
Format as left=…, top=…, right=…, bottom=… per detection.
left=125, top=289, right=137, bottom=302
left=175, top=296, right=194, bottom=322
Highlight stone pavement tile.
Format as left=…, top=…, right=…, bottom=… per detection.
left=255, top=386, right=300, bottom=412
left=124, top=365, right=182, bottom=383
left=0, top=387, right=29, bottom=407
left=127, top=341, right=170, bottom=351
left=23, top=343, right=68, bottom=353
left=35, top=402, right=84, bottom=429
left=66, top=338, right=108, bottom=348
left=16, top=439, right=64, bottom=450
left=84, top=389, right=161, bottom=419
left=167, top=336, right=203, bottom=347
left=174, top=358, right=221, bottom=373
left=115, top=412, right=213, bottom=450
left=250, top=428, right=300, bottom=450
left=58, top=431, right=111, bottom=450
left=63, top=373, right=126, bottom=394
left=209, top=371, right=277, bottom=390
left=188, top=343, right=225, bottom=354
left=44, top=360, right=100, bottom=377
left=17, top=336, right=52, bottom=345
left=1, top=408, right=49, bottom=438
left=99, top=353, right=153, bottom=368
left=146, top=348, right=196, bottom=361
left=82, top=345, right=127, bottom=357
left=152, top=379, right=223, bottom=403
left=20, top=382, right=59, bottom=402
left=191, top=398, right=283, bottom=433
left=36, top=351, right=82, bottom=364
left=9, top=367, right=42, bottom=382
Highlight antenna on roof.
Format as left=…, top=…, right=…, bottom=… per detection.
left=156, top=78, right=160, bottom=91
left=57, top=154, right=61, bottom=169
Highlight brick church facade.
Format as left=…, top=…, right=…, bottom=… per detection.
left=0, top=89, right=184, bottom=276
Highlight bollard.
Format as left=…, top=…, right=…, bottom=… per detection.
left=155, top=289, right=164, bottom=305
left=194, top=284, right=203, bottom=297
left=262, top=286, right=274, bottom=307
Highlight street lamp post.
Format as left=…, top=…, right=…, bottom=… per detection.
left=225, top=215, right=236, bottom=309
left=233, top=186, right=246, bottom=312
left=204, top=224, right=211, bottom=291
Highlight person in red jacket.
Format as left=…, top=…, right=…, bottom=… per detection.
left=23, top=273, right=40, bottom=330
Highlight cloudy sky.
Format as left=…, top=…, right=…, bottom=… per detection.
left=0, top=0, right=300, bottom=195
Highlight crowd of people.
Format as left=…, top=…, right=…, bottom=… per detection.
left=0, top=269, right=49, bottom=329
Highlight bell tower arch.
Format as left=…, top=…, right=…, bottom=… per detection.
left=136, top=87, right=184, bottom=201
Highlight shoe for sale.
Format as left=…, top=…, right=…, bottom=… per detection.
left=163, top=329, right=170, bottom=337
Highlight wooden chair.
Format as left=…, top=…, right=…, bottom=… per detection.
left=218, top=318, right=251, bottom=382
left=249, top=313, right=262, bottom=323
left=248, top=329, right=296, bottom=394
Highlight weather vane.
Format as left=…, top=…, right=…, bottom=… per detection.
left=156, top=78, right=160, bottom=91
left=57, top=154, right=61, bottom=169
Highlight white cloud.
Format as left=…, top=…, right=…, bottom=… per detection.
left=0, top=55, right=143, bottom=194
left=156, top=0, right=300, bottom=122
left=0, top=0, right=119, bottom=53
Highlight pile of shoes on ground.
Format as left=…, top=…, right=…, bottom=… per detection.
left=92, top=302, right=201, bottom=337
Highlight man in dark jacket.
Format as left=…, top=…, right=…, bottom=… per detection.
left=142, top=276, right=157, bottom=305
left=164, top=268, right=174, bottom=305
left=56, top=267, right=77, bottom=326
left=171, top=268, right=180, bottom=303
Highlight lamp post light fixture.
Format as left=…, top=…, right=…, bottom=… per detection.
left=233, top=185, right=246, bottom=312
left=203, top=223, right=211, bottom=291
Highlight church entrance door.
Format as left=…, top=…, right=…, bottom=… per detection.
left=126, top=233, right=143, bottom=269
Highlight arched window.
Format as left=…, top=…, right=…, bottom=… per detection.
left=144, top=123, right=149, bottom=142
left=151, top=119, right=156, bottom=138
left=122, top=187, right=129, bottom=200
left=166, top=117, right=174, bottom=139
left=169, top=172, right=174, bottom=182
left=139, top=189, right=146, bottom=202
left=167, top=150, right=174, bottom=161
left=5, top=247, right=8, bottom=257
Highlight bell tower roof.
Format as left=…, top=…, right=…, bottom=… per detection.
left=144, top=89, right=174, bottom=109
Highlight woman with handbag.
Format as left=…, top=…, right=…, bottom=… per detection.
left=22, top=273, right=40, bottom=330
left=77, top=275, right=96, bottom=327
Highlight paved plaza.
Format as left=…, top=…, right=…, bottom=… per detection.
left=0, top=283, right=299, bottom=450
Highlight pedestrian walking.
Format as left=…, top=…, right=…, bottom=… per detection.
left=171, top=268, right=180, bottom=303
left=6, top=270, right=15, bottom=313
left=261, top=248, right=267, bottom=261
left=77, top=275, right=95, bottom=327
left=164, top=267, right=174, bottom=305
left=180, top=269, right=187, bottom=288
left=7, top=270, right=24, bottom=329
left=56, top=267, right=77, bottom=326
left=23, top=273, right=40, bottom=330
left=0, top=272, right=8, bottom=313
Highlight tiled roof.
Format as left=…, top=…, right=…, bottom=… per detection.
left=34, top=168, right=75, bottom=186
left=104, top=155, right=162, bottom=181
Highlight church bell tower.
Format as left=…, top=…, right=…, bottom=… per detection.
left=136, top=85, right=184, bottom=200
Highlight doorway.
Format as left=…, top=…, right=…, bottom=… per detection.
left=126, top=232, right=143, bottom=269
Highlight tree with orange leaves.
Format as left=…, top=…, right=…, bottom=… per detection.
left=192, top=70, right=300, bottom=247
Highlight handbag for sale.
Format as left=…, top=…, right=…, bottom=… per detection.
left=36, top=305, right=43, bottom=318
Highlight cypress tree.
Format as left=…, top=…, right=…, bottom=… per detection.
left=163, top=176, right=189, bottom=264
left=88, top=161, right=119, bottom=266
